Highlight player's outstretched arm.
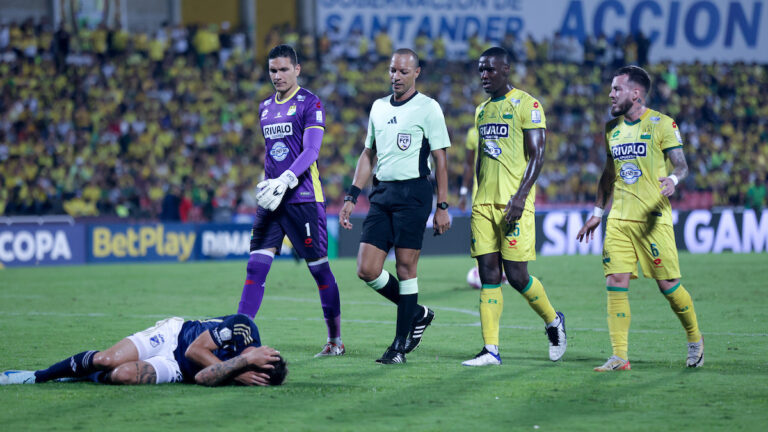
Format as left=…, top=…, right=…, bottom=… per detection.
left=577, top=156, right=615, bottom=243
left=505, top=128, right=545, bottom=223
left=432, top=148, right=451, bottom=235
left=340, top=147, right=377, bottom=230
left=659, top=148, right=688, bottom=197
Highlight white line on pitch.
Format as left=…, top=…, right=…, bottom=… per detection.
left=0, top=309, right=765, bottom=338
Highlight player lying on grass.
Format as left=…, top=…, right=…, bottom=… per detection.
left=0, top=314, right=287, bottom=386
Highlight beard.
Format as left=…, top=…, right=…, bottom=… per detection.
left=611, top=98, right=632, bottom=117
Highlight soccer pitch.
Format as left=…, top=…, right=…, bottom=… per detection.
left=1, top=253, right=766, bottom=431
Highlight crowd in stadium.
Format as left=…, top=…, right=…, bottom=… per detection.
left=1, top=18, right=766, bottom=219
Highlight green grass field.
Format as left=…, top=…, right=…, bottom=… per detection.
left=1, top=253, right=767, bottom=431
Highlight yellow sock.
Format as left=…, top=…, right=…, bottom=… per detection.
left=662, top=283, right=702, bottom=343
left=519, top=276, right=557, bottom=324
left=480, top=284, right=503, bottom=346
left=607, top=287, right=631, bottom=360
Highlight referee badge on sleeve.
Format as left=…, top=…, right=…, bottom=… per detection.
left=397, top=133, right=412, bottom=150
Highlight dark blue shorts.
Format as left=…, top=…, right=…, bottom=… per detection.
left=360, top=177, right=433, bottom=251
left=250, top=202, right=328, bottom=259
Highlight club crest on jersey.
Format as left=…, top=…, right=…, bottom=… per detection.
left=270, top=142, right=290, bottom=161
left=263, top=122, right=293, bottom=139
left=483, top=140, right=502, bottom=159
left=149, top=334, right=164, bottom=347
left=479, top=123, right=509, bottom=140
left=218, top=328, right=232, bottom=341
left=397, top=133, right=412, bottom=150
left=287, top=104, right=297, bottom=116
left=612, top=142, right=647, bottom=161
left=619, top=162, right=642, bottom=184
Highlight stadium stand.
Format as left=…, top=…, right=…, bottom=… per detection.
left=1, top=18, right=766, bottom=219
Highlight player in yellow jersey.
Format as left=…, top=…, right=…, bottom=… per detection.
left=462, top=47, right=567, bottom=367
left=577, top=66, right=704, bottom=371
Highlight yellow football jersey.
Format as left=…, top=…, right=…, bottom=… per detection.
left=473, top=88, right=546, bottom=210
left=605, top=108, right=682, bottom=225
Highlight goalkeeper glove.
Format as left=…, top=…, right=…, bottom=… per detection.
left=256, top=170, right=298, bottom=211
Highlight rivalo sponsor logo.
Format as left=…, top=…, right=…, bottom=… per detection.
left=263, top=122, right=293, bottom=139
left=612, top=142, right=647, bottom=161
left=478, top=123, right=509, bottom=140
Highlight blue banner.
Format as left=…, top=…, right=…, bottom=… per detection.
left=0, top=225, right=86, bottom=267
left=88, top=223, right=197, bottom=263
left=195, top=224, right=252, bottom=260
left=317, top=0, right=768, bottom=62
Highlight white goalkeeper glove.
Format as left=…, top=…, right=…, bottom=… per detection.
left=256, top=170, right=298, bottom=211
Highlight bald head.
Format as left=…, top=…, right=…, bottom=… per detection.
left=390, top=48, right=421, bottom=101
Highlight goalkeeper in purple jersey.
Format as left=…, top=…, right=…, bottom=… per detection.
left=240, top=45, right=344, bottom=358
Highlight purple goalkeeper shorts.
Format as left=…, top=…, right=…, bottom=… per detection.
left=249, top=202, right=328, bottom=259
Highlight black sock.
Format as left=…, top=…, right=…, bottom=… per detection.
left=34, top=351, right=99, bottom=383
left=377, top=273, right=401, bottom=304
left=394, top=294, right=418, bottom=350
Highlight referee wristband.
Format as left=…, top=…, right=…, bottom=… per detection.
left=460, top=186, right=469, bottom=196
left=668, top=174, right=679, bottom=186
left=345, top=185, right=361, bottom=204
left=593, top=207, right=604, bottom=218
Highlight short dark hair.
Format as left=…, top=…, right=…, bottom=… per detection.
left=480, top=46, right=511, bottom=65
left=614, top=65, right=651, bottom=94
left=268, top=44, right=298, bottom=66
left=264, top=354, right=288, bottom=386
left=393, top=48, right=419, bottom=67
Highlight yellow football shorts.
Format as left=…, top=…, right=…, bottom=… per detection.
left=470, top=204, right=536, bottom=262
left=602, top=218, right=681, bottom=280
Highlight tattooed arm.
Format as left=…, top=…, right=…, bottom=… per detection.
left=194, top=346, right=281, bottom=387
left=194, top=355, right=250, bottom=387
left=659, top=148, right=688, bottom=197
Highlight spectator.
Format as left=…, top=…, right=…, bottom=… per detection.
left=160, top=184, right=182, bottom=221
left=0, top=19, right=766, bottom=220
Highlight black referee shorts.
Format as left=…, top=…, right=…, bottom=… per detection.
left=360, top=177, right=433, bottom=251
